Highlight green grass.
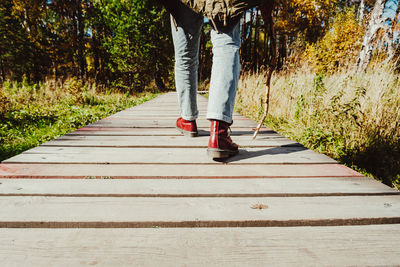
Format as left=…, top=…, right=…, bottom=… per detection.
left=0, top=78, right=159, bottom=161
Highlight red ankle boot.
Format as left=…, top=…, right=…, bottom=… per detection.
left=207, top=120, right=239, bottom=159
left=176, top=117, right=198, bottom=137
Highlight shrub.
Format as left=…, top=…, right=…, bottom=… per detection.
left=303, top=8, right=364, bottom=73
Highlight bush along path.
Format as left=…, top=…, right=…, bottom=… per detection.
left=0, top=78, right=159, bottom=161
left=236, top=67, right=400, bottom=190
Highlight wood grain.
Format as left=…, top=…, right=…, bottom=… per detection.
left=1, top=226, right=399, bottom=266
left=0, top=163, right=363, bottom=178
left=66, top=127, right=276, bottom=136
left=41, top=135, right=300, bottom=148
left=0, top=177, right=397, bottom=197
left=0, top=196, right=399, bottom=227
left=4, top=146, right=336, bottom=164
left=87, top=118, right=257, bottom=128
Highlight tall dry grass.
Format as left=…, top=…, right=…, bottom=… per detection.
left=235, top=65, right=400, bottom=188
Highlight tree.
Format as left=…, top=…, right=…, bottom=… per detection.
left=91, top=0, right=173, bottom=90
left=356, top=0, right=400, bottom=70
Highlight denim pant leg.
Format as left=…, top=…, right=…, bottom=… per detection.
left=207, top=22, right=241, bottom=124
left=171, top=13, right=203, bottom=121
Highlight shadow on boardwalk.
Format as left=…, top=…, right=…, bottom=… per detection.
left=218, top=145, right=308, bottom=163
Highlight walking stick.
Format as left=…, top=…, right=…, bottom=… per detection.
left=252, top=1, right=277, bottom=139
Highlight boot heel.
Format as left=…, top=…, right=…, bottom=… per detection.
left=207, top=149, right=229, bottom=159
left=176, top=126, right=198, bottom=137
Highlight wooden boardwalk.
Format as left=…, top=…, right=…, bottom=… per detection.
left=0, top=92, right=399, bottom=266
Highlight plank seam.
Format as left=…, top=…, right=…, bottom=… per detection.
left=1, top=193, right=399, bottom=197
left=1, top=162, right=340, bottom=166
left=2, top=218, right=400, bottom=228
left=0, top=175, right=364, bottom=179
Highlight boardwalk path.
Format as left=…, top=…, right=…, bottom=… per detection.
left=0, top=92, right=399, bottom=265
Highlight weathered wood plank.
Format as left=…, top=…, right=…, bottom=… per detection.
left=0, top=196, right=399, bottom=227
left=1, top=226, right=399, bottom=266
left=104, top=116, right=253, bottom=122
left=105, top=114, right=250, bottom=119
left=0, top=177, right=397, bottom=196
left=4, top=146, right=336, bottom=164
left=66, top=127, right=276, bottom=137
left=126, top=107, right=208, bottom=112
left=0, top=163, right=362, bottom=178
left=111, top=111, right=210, bottom=116
left=41, top=135, right=300, bottom=148
left=128, top=105, right=205, bottom=110
left=87, top=118, right=257, bottom=128
left=136, top=93, right=207, bottom=102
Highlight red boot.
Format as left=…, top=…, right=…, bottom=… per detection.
left=176, top=117, right=198, bottom=137
left=207, top=120, right=239, bottom=159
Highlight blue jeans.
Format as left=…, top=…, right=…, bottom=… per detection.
left=171, top=9, right=241, bottom=124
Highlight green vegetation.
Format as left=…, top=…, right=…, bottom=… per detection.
left=0, top=79, right=158, bottom=161
left=236, top=65, right=400, bottom=189
left=0, top=0, right=172, bottom=90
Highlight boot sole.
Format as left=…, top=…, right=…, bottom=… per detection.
left=207, top=148, right=239, bottom=159
left=176, top=127, right=198, bottom=137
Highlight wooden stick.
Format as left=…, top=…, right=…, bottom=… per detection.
left=253, top=70, right=273, bottom=139
left=253, top=2, right=277, bottom=140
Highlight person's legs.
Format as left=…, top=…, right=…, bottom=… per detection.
left=206, top=22, right=241, bottom=124
left=206, top=22, right=241, bottom=159
left=171, top=6, right=203, bottom=121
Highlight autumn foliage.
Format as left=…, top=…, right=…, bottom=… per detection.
left=303, top=8, right=364, bottom=73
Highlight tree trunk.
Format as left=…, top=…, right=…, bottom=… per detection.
left=240, top=14, right=247, bottom=65
left=384, top=1, right=400, bottom=63
left=199, top=28, right=205, bottom=82
left=278, top=34, right=287, bottom=69
left=248, top=8, right=254, bottom=68
left=357, top=0, right=365, bottom=24
left=253, top=9, right=260, bottom=71
left=263, top=27, right=267, bottom=66
left=154, top=68, right=166, bottom=91
left=356, top=0, right=388, bottom=71
left=0, top=57, right=5, bottom=83
left=76, top=0, right=85, bottom=81
left=92, top=27, right=100, bottom=82
left=53, top=60, right=58, bottom=83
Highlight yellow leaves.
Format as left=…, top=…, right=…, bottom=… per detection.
left=293, top=0, right=336, bottom=18
left=277, top=0, right=338, bottom=33
left=302, top=8, right=364, bottom=73
left=12, top=0, right=44, bottom=16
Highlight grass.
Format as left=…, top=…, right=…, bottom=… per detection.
left=235, top=64, right=400, bottom=189
left=0, top=78, right=159, bottom=161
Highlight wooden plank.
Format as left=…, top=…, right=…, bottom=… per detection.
left=4, top=146, right=336, bottom=164
left=0, top=177, right=397, bottom=197
left=104, top=115, right=252, bottom=120
left=87, top=118, right=257, bottom=128
left=66, top=127, right=276, bottom=137
left=41, top=135, right=300, bottom=148
left=127, top=105, right=206, bottom=111
left=137, top=92, right=205, bottom=102
left=0, top=196, right=399, bottom=227
left=1, top=225, right=399, bottom=266
left=126, top=107, right=208, bottom=112
left=112, top=111, right=211, bottom=116
left=139, top=94, right=206, bottom=101
left=131, top=101, right=207, bottom=106
left=0, top=163, right=362, bottom=178
left=140, top=97, right=207, bottom=102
